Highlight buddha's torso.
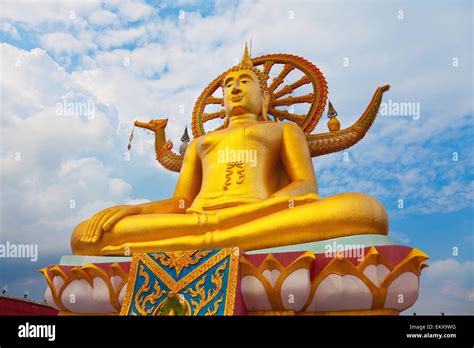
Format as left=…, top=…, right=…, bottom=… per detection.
left=188, top=120, right=290, bottom=212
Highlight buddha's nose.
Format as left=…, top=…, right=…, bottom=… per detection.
left=231, top=84, right=241, bottom=94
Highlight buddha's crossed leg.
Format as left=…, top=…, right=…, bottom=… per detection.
left=89, top=192, right=388, bottom=256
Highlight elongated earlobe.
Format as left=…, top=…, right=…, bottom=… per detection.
left=261, top=90, right=270, bottom=121
left=223, top=114, right=230, bottom=128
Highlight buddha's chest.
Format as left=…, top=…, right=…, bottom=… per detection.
left=197, top=125, right=281, bottom=159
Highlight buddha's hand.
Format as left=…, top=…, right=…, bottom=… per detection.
left=80, top=205, right=142, bottom=243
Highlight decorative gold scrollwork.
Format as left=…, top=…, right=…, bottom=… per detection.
left=151, top=250, right=212, bottom=277
left=133, top=264, right=167, bottom=315
left=184, top=260, right=227, bottom=315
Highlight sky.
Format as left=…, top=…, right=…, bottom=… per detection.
left=0, top=0, right=472, bottom=315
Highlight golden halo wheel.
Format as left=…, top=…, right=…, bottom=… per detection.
left=191, top=54, right=328, bottom=138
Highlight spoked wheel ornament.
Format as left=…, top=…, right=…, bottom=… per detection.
left=191, top=54, right=328, bottom=137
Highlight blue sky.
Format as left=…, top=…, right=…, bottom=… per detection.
left=0, top=0, right=473, bottom=314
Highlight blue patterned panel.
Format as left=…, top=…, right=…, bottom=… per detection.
left=120, top=248, right=239, bottom=316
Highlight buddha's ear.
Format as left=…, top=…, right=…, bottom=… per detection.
left=261, top=90, right=270, bottom=121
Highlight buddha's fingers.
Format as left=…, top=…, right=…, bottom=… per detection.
left=91, top=210, right=116, bottom=243
left=84, top=210, right=110, bottom=243
left=84, top=213, right=101, bottom=243
left=81, top=217, right=97, bottom=243
left=103, top=206, right=141, bottom=232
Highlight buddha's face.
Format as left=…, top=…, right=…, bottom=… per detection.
left=223, top=69, right=267, bottom=117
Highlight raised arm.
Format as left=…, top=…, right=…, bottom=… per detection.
left=271, top=122, right=318, bottom=198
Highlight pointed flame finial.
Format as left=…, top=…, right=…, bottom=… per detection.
left=327, top=100, right=338, bottom=118
left=181, top=126, right=190, bottom=143
left=239, top=42, right=253, bottom=70
left=179, top=126, right=190, bottom=155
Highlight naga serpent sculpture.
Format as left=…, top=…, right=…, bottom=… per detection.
left=131, top=53, right=390, bottom=172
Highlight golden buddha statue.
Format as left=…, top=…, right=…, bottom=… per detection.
left=71, top=45, right=390, bottom=256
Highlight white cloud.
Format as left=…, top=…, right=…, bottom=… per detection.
left=109, top=0, right=154, bottom=23
left=95, top=26, right=147, bottom=49
left=407, top=259, right=474, bottom=315
left=91, top=44, right=168, bottom=78
left=0, top=0, right=101, bottom=25
left=390, top=231, right=411, bottom=244
left=40, top=32, right=97, bottom=55
left=2, top=45, right=68, bottom=117
left=108, top=177, right=132, bottom=198
left=422, top=259, right=473, bottom=283
left=88, top=9, right=119, bottom=26
left=1, top=21, right=20, bottom=39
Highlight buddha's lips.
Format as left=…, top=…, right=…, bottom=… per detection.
left=231, top=96, right=243, bottom=102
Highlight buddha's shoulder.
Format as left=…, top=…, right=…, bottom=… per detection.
left=263, top=121, right=305, bottom=136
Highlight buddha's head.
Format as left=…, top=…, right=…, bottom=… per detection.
left=222, top=44, right=270, bottom=126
